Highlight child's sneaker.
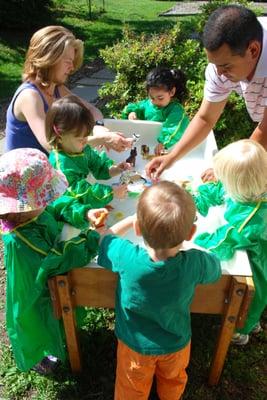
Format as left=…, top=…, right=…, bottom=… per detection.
left=251, top=322, right=262, bottom=334
left=231, top=333, right=249, bottom=345
left=32, top=355, right=60, bottom=375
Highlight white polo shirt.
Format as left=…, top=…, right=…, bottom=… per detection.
left=204, top=18, right=267, bottom=122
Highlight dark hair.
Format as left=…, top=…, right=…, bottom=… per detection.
left=202, top=5, right=262, bottom=55
left=146, top=67, right=187, bottom=103
left=45, top=95, right=95, bottom=147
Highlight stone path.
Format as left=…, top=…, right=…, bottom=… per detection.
left=0, top=67, right=115, bottom=156
left=161, top=1, right=267, bottom=16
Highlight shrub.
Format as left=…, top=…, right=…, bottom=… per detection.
left=0, top=0, right=54, bottom=30
left=99, top=0, right=259, bottom=148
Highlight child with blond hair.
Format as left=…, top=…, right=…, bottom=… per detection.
left=0, top=148, right=103, bottom=374
left=46, top=95, right=131, bottom=229
left=193, top=139, right=267, bottom=344
left=98, top=181, right=221, bottom=399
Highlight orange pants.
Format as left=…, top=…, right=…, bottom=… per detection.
left=115, top=340, right=191, bottom=400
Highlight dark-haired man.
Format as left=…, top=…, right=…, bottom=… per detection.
left=146, top=5, right=267, bottom=180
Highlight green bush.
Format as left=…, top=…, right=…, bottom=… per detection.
left=99, top=0, right=258, bottom=148
left=0, top=0, right=54, bottom=30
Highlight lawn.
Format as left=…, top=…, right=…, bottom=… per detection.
left=0, top=0, right=178, bottom=100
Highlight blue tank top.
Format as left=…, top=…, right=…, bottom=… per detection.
left=5, top=82, right=60, bottom=156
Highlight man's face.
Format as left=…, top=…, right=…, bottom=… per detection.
left=205, top=42, right=260, bottom=82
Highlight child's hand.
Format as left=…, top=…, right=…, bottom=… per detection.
left=113, top=184, right=128, bottom=199
left=128, top=112, right=137, bottom=120
left=109, top=162, right=132, bottom=177
left=154, top=143, right=165, bottom=156
left=87, top=208, right=109, bottom=228
left=117, top=162, right=132, bottom=172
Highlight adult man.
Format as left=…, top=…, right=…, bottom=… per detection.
left=146, top=5, right=267, bottom=180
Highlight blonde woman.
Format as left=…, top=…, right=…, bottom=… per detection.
left=192, top=139, right=267, bottom=345
left=5, top=26, right=132, bottom=155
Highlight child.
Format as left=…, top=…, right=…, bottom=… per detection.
left=192, top=139, right=267, bottom=345
left=98, top=181, right=221, bottom=399
left=0, top=148, right=102, bottom=373
left=46, top=95, right=131, bottom=229
left=121, top=66, right=190, bottom=155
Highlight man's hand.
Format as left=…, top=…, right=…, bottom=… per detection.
left=128, top=112, right=137, bottom=120
left=145, top=154, right=173, bottom=181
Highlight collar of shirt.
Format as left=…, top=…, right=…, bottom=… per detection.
left=253, top=18, right=267, bottom=78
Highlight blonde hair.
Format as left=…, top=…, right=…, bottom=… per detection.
left=137, top=181, right=196, bottom=249
left=23, top=26, right=84, bottom=87
left=45, top=95, right=95, bottom=147
left=214, top=139, right=267, bottom=202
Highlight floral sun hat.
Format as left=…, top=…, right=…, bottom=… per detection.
left=0, top=148, right=68, bottom=214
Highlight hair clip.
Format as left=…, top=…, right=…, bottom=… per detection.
left=53, top=125, right=61, bottom=136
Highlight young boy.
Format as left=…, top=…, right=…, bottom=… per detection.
left=98, top=181, right=221, bottom=400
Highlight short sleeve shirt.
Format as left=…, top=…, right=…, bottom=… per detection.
left=204, top=19, right=267, bottom=123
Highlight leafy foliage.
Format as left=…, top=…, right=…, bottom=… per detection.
left=99, top=0, right=261, bottom=148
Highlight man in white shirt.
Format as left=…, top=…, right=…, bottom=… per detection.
left=146, top=5, right=267, bottom=180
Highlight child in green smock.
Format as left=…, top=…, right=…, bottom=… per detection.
left=121, top=67, right=189, bottom=155
left=192, top=139, right=267, bottom=345
left=0, top=148, right=103, bottom=373
left=46, top=95, right=131, bottom=229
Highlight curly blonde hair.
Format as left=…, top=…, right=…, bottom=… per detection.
left=214, top=139, right=267, bottom=202
left=23, top=25, right=83, bottom=87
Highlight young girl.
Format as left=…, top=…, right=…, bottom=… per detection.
left=121, top=66, right=190, bottom=155
left=192, top=139, right=267, bottom=345
left=46, top=95, right=131, bottom=229
left=0, top=148, right=104, bottom=373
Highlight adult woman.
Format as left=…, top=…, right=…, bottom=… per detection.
left=5, top=25, right=131, bottom=155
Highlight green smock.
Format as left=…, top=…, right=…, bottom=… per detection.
left=192, top=181, right=267, bottom=334
left=1, top=206, right=100, bottom=371
left=49, top=145, right=114, bottom=229
left=121, top=99, right=189, bottom=149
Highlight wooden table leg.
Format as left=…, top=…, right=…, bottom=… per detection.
left=55, top=275, right=82, bottom=373
left=208, top=276, right=248, bottom=385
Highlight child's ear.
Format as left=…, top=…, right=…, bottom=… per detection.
left=186, top=224, right=197, bottom=241
left=133, top=218, right=142, bottom=236
left=170, top=87, right=176, bottom=98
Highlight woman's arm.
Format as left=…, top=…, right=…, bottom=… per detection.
left=14, top=89, right=51, bottom=152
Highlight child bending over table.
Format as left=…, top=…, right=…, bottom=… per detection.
left=192, top=139, right=267, bottom=345
left=98, top=181, right=221, bottom=400
left=46, top=95, right=132, bottom=229
left=0, top=148, right=104, bottom=374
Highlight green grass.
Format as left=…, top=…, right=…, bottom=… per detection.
left=0, top=0, right=179, bottom=100
left=0, top=307, right=266, bottom=400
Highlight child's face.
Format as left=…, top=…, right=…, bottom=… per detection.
left=59, top=129, right=89, bottom=154
left=148, top=87, right=176, bottom=108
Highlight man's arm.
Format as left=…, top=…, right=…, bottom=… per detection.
left=250, top=107, right=267, bottom=149
left=146, top=98, right=227, bottom=179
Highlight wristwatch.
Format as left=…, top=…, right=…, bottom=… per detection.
left=95, top=120, right=104, bottom=126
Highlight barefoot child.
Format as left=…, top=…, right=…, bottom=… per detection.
left=46, top=95, right=131, bottom=228
left=192, top=139, right=267, bottom=344
left=98, top=181, right=221, bottom=399
left=0, top=148, right=101, bottom=373
left=121, top=66, right=189, bottom=155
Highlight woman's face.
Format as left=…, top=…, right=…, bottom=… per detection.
left=52, top=46, right=75, bottom=84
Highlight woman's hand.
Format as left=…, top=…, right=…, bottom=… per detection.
left=87, top=208, right=109, bottom=227
left=109, top=162, right=132, bottom=177
left=92, top=126, right=133, bottom=152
